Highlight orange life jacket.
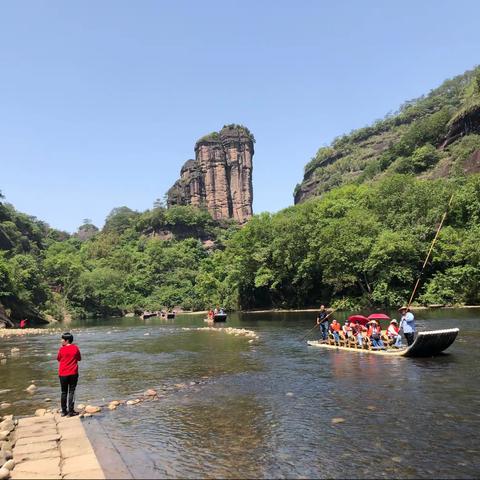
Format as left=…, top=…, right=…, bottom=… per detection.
left=330, top=322, right=341, bottom=332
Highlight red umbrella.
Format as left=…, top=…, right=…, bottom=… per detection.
left=367, top=313, right=390, bottom=321
left=347, top=315, right=369, bottom=326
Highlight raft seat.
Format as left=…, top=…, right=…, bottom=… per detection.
left=347, top=335, right=359, bottom=349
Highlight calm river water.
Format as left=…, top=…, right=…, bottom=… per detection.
left=1, top=309, right=479, bottom=479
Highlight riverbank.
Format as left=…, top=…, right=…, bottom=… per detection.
left=1, top=411, right=105, bottom=480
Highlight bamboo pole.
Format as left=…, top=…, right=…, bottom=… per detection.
left=407, top=194, right=454, bottom=308
left=300, top=305, right=343, bottom=340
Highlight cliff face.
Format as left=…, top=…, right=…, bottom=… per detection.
left=294, top=66, right=480, bottom=204
left=167, top=125, right=254, bottom=223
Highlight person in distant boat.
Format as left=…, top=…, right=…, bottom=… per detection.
left=214, top=307, right=219, bottom=315
left=208, top=309, right=214, bottom=320
left=386, top=319, right=403, bottom=347
left=57, top=332, right=81, bottom=417
left=367, top=320, right=385, bottom=349
left=399, top=306, right=416, bottom=346
left=329, top=319, right=341, bottom=344
left=20, top=319, right=27, bottom=329
left=316, top=305, right=329, bottom=342
left=219, top=308, right=225, bottom=315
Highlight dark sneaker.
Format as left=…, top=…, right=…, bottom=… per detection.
left=67, top=411, right=79, bottom=417
left=61, top=411, right=68, bottom=417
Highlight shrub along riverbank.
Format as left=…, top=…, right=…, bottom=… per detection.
left=1, top=173, right=479, bottom=323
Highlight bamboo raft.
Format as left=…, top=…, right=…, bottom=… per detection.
left=307, top=328, right=459, bottom=357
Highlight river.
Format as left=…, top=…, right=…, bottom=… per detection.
left=1, top=309, right=479, bottom=478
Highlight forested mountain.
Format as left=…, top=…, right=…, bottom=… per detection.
left=1, top=67, right=480, bottom=324
left=294, top=66, right=480, bottom=203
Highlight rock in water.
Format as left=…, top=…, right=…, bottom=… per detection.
left=25, top=384, right=36, bottom=393
left=331, top=417, right=346, bottom=424
left=144, top=389, right=157, bottom=397
left=84, top=405, right=101, bottom=414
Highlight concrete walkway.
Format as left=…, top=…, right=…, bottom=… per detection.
left=11, top=413, right=105, bottom=479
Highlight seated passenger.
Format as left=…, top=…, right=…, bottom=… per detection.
left=342, top=320, right=352, bottom=339
left=367, top=320, right=385, bottom=349
left=352, top=321, right=366, bottom=347
left=386, top=319, right=403, bottom=347
left=329, top=319, right=341, bottom=344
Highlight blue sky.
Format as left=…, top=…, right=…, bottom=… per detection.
left=1, top=0, right=479, bottom=232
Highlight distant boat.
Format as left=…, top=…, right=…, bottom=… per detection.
left=166, top=312, right=176, bottom=319
left=213, top=313, right=227, bottom=322
left=141, top=311, right=158, bottom=320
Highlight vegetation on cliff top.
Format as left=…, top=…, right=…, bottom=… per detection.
left=196, top=124, right=255, bottom=146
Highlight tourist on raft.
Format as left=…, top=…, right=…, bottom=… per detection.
left=399, top=306, right=416, bottom=346
left=352, top=320, right=366, bottom=347
left=316, top=305, right=329, bottom=341
left=57, top=332, right=81, bottom=417
left=366, top=320, right=385, bottom=349
left=387, top=319, right=403, bottom=347
left=329, top=319, right=341, bottom=344
left=342, top=320, right=352, bottom=340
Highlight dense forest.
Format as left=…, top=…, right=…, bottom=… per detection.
left=1, top=67, right=480, bottom=323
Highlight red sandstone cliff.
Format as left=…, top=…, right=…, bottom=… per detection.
left=167, top=125, right=254, bottom=223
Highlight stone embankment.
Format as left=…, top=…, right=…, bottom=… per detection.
left=0, top=412, right=104, bottom=480
left=0, top=329, right=62, bottom=339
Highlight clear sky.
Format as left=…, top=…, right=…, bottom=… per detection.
left=1, top=0, right=479, bottom=232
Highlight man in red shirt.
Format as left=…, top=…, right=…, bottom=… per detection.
left=57, top=332, right=81, bottom=417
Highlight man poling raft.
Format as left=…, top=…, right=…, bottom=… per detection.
left=306, top=194, right=460, bottom=357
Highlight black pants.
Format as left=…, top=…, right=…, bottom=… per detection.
left=59, top=374, right=78, bottom=413
left=404, top=332, right=415, bottom=346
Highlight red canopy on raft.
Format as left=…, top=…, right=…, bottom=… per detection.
left=367, top=313, right=391, bottom=321
left=347, top=315, right=369, bottom=326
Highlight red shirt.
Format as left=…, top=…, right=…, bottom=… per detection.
left=57, top=344, right=81, bottom=376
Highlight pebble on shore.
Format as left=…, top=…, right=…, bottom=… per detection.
left=0, top=413, right=17, bottom=480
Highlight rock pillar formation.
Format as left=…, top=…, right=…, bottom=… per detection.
left=167, top=125, right=254, bottom=223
